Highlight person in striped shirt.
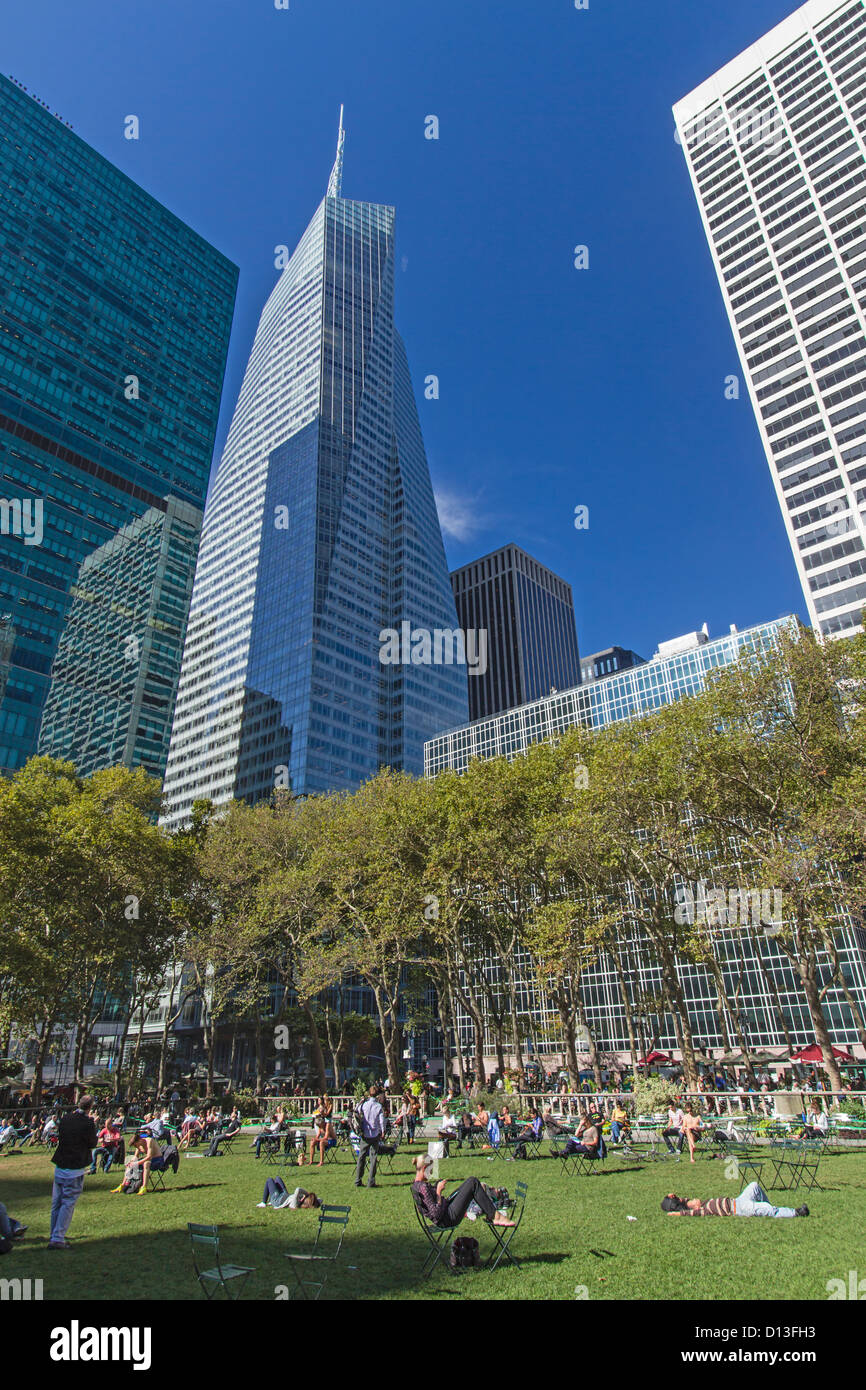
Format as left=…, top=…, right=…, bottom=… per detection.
left=661, top=1183, right=808, bottom=1218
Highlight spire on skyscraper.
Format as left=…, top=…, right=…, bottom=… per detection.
left=326, top=105, right=345, bottom=199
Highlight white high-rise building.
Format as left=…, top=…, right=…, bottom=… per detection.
left=674, top=0, right=866, bottom=638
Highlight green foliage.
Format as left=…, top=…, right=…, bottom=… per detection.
left=630, top=1075, right=677, bottom=1115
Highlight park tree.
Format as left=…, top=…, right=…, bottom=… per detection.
left=315, top=771, right=432, bottom=1089
left=0, top=758, right=179, bottom=1100
left=679, top=626, right=866, bottom=1094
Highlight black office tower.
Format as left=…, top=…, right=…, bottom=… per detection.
left=450, top=544, right=580, bottom=722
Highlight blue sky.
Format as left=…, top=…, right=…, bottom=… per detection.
left=5, top=0, right=808, bottom=660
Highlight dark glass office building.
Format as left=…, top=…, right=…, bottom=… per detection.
left=38, top=497, right=202, bottom=778
left=580, top=645, right=646, bottom=684
left=450, top=543, right=581, bottom=722
left=0, top=74, right=238, bottom=775
left=161, top=121, right=468, bottom=826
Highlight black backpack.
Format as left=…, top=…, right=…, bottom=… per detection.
left=450, top=1236, right=480, bottom=1269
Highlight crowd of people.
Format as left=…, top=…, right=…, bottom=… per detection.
left=1, top=1067, right=851, bottom=1264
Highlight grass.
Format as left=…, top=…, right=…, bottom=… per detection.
left=1, top=1139, right=864, bottom=1301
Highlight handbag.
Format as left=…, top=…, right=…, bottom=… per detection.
left=450, top=1236, right=480, bottom=1269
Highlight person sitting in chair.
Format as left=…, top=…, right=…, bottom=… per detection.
left=0, top=1200, right=27, bottom=1251
left=253, top=1111, right=285, bottom=1159
left=437, top=1105, right=458, bottom=1158
left=457, top=1108, right=476, bottom=1148
left=206, top=1109, right=241, bottom=1157
left=797, top=1102, right=829, bottom=1140
left=411, top=1153, right=516, bottom=1229
left=307, top=1115, right=337, bottom=1167
left=542, top=1106, right=570, bottom=1138
left=564, top=1114, right=601, bottom=1157
left=609, top=1102, right=631, bottom=1144
left=111, top=1133, right=157, bottom=1195
left=88, top=1117, right=124, bottom=1174
left=513, top=1108, right=543, bottom=1143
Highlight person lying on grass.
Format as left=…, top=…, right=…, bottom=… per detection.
left=257, top=1176, right=321, bottom=1209
left=661, top=1183, right=809, bottom=1218
left=411, top=1153, right=516, bottom=1228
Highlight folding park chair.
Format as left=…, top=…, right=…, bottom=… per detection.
left=485, top=1180, right=527, bottom=1272
left=502, top=1132, right=541, bottom=1162
left=147, top=1163, right=167, bottom=1192
left=302, top=1134, right=340, bottom=1167
left=279, top=1132, right=306, bottom=1169
left=284, top=1204, right=351, bottom=1301
left=188, top=1224, right=254, bottom=1300
left=319, top=1137, right=341, bottom=1165
left=413, top=1194, right=460, bottom=1279
left=716, top=1137, right=764, bottom=1186
left=374, top=1140, right=401, bottom=1174
left=768, top=1139, right=824, bottom=1194
left=552, top=1135, right=606, bottom=1175
left=260, top=1133, right=285, bottom=1165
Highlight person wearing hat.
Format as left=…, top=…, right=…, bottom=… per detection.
left=411, top=1153, right=516, bottom=1228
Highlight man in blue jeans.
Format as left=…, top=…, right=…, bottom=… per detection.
left=662, top=1182, right=808, bottom=1218
left=48, top=1095, right=98, bottom=1250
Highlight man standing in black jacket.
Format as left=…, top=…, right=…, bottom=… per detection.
left=48, top=1095, right=97, bottom=1250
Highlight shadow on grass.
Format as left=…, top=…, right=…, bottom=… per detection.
left=2, top=1224, right=573, bottom=1301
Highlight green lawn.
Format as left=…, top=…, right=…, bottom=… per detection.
left=2, top=1141, right=864, bottom=1301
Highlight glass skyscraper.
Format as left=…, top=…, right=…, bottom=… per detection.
left=450, top=543, right=581, bottom=722
left=674, top=0, right=866, bottom=639
left=0, top=73, right=238, bottom=775
left=160, top=118, right=468, bottom=827
left=38, top=497, right=202, bottom=779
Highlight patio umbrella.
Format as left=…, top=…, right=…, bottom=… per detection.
left=639, top=1051, right=674, bottom=1066
left=790, top=1044, right=857, bottom=1065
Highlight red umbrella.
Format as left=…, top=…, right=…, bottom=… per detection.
left=638, top=1051, right=674, bottom=1066
left=790, top=1044, right=857, bottom=1064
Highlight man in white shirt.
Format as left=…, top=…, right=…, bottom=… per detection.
left=662, top=1103, right=685, bottom=1155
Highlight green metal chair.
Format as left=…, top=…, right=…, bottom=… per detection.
left=284, top=1203, right=351, bottom=1300
left=188, top=1223, right=254, bottom=1300
left=485, top=1180, right=528, bottom=1272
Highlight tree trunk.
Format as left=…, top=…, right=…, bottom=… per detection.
left=574, top=992, right=604, bottom=1090
left=32, top=1013, right=57, bottom=1104
left=558, top=1003, right=581, bottom=1088
left=126, top=999, right=147, bottom=1101
left=254, top=1020, right=266, bottom=1094
left=609, top=946, right=640, bottom=1075
left=301, top=1000, right=327, bottom=1093
left=797, top=951, right=843, bottom=1094
left=662, top=959, right=698, bottom=1088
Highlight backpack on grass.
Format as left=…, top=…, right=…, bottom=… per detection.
left=450, top=1236, right=480, bottom=1269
